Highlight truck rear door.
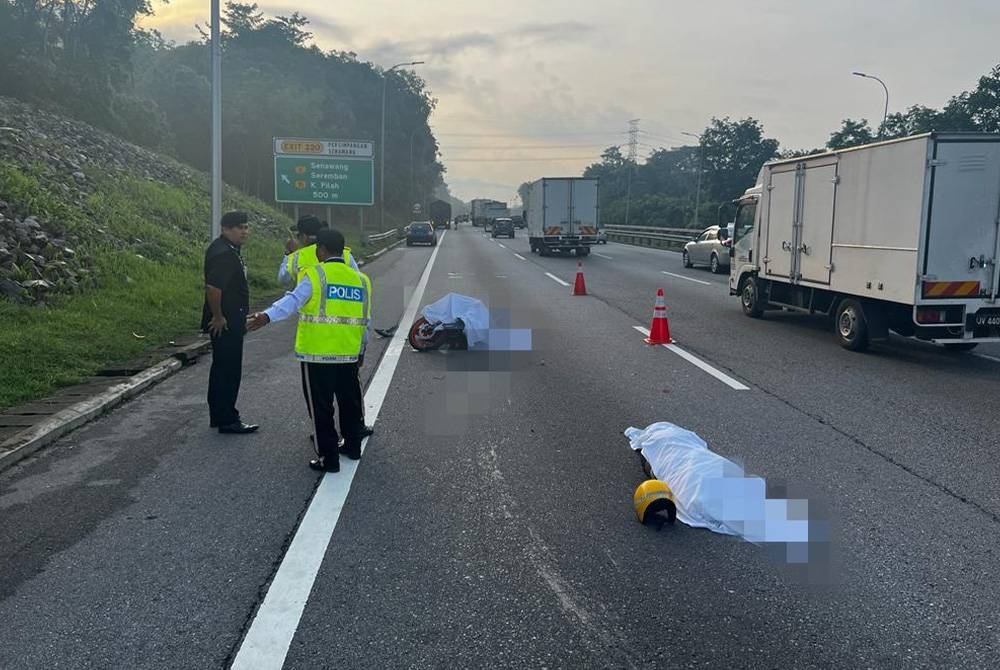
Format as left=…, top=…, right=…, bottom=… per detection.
left=923, top=140, right=1000, bottom=300
left=543, top=179, right=571, bottom=237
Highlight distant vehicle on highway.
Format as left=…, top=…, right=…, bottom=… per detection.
left=429, top=200, right=452, bottom=230
left=597, top=229, right=608, bottom=244
left=727, top=132, right=1000, bottom=351
left=682, top=225, right=730, bottom=273
left=406, top=221, right=437, bottom=247
left=492, top=218, right=515, bottom=238
left=511, top=214, right=525, bottom=229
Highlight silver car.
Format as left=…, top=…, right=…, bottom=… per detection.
left=682, top=225, right=731, bottom=274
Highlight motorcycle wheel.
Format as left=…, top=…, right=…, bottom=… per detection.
left=408, top=317, right=446, bottom=351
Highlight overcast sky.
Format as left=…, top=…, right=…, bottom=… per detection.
left=145, top=0, right=1000, bottom=203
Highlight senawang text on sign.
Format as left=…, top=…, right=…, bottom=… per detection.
left=273, top=138, right=374, bottom=159
left=273, top=156, right=374, bottom=205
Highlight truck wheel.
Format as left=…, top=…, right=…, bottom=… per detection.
left=944, top=342, right=979, bottom=352
left=835, top=299, right=870, bottom=351
left=710, top=253, right=721, bottom=274
left=682, top=250, right=693, bottom=268
left=539, top=246, right=549, bottom=257
left=578, top=247, right=590, bottom=257
left=740, top=277, right=765, bottom=318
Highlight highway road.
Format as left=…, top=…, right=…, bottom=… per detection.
left=3, top=226, right=1000, bottom=669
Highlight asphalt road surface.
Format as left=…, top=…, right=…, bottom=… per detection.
left=3, top=227, right=999, bottom=669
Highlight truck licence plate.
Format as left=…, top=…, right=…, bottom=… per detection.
left=972, top=309, right=1000, bottom=337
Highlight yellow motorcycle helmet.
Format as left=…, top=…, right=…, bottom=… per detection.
left=633, top=479, right=677, bottom=525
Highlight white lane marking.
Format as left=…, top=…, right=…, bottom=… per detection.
left=661, top=271, right=712, bottom=286
left=514, top=254, right=527, bottom=261
left=231, top=233, right=447, bottom=670
left=593, top=252, right=613, bottom=259
left=545, top=272, right=571, bottom=287
left=497, top=243, right=507, bottom=249
left=974, top=352, right=1000, bottom=364
left=633, top=325, right=749, bottom=391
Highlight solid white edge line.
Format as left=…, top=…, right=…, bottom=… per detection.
left=633, top=325, right=749, bottom=391
left=661, top=271, right=712, bottom=286
left=544, top=272, right=571, bottom=287
left=974, top=352, right=1000, bottom=364
left=514, top=254, right=527, bottom=261
left=231, top=232, right=447, bottom=670
left=593, top=252, right=613, bottom=259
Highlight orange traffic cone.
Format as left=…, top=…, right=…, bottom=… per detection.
left=572, top=261, right=587, bottom=296
left=645, top=288, right=672, bottom=344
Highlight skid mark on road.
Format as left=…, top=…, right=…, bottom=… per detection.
left=479, top=443, right=637, bottom=668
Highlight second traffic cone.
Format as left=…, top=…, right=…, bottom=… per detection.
left=573, top=261, right=587, bottom=296
left=645, top=288, right=672, bottom=344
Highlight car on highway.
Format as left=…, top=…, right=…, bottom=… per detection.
left=406, top=221, right=437, bottom=246
left=597, top=229, right=608, bottom=244
left=682, top=225, right=731, bottom=273
left=491, top=217, right=515, bottom=238
left=511, top=214, right=525, bottom=229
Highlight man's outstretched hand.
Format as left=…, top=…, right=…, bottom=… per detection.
left=246, top=312, right=271, bottom=332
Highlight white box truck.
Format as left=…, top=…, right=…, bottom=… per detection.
left=726, top=133, right=1000, bottom=351
left=526, top=178, right=599, bottom=256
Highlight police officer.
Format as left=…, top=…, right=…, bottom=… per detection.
left=279, top=216, right=374, bottom=438
left=203, top=211, right=258, bottom=434
left=248, top=229, right=367, bottom=472
left=280, top=216, right=360, bottom=286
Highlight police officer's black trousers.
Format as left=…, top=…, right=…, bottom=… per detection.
left=207, top=327, right=244, bottom=426
left=302, top=361, right=363, bottom=463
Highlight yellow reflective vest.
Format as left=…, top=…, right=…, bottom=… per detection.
left=296, top=261, right=368, bottom=363
left=287, top=244, right=355, bottom=281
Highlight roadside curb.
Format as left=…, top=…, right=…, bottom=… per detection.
left=0, top=353, right=195, bottom=472
left=358, top=238, right=404, bottom=267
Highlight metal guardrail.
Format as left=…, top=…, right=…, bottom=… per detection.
left=364, top=228, right=398, bottom=245
left=603, top=224, right=699, bottom=250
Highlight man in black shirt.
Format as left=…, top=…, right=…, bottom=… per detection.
left=202, top=211, right=258, bottom=434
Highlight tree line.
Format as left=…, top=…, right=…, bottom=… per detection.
left=548, top=64, right=1000, bottom=230
left=0, top=1, right=445, bottom=227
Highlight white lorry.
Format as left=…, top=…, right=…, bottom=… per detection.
left=525, top=178, right=600, bottom=256
left=726, top=133, right=1000, bottom=351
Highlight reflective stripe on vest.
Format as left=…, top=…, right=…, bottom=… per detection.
left=288, top=245, right=356, bottom=281
left=296, top=262, right=367, bottom=363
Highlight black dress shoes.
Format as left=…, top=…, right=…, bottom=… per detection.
left=359, top=424, right=374, bottom=438
left=309, top=457, right=340, bottom=473
left=218, top=421, right=259, bottom=434
left=338, top=443, right=362, bottom=461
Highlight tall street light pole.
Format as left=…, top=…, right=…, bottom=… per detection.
left=210, top=0, right=222, bottom=239
left=852, top=71, right=889, bottom=138
left=380, top=60, right=424, bottom=232
left=681, top=131, right=703, bottom=230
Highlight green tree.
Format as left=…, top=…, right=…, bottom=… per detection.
left=700, top=117, right=779, bottom=201
left=827, top=118, right=874, bottom=149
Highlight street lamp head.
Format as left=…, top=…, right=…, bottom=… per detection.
left=852, top=71, right=867, bottom=78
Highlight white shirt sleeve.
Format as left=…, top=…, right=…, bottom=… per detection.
left=264, top=275, right=313, bottom=323
left=277, top=255, right=293, bottom=287
left=348, top=253, right=360, bottom=272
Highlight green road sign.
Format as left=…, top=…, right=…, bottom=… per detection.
left=273, top=156, right=374, bottom=205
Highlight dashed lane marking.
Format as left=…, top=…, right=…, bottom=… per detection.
left=545, top=272, right=571, bottom=287
left=633, top=325, right=749, bottom=391
left=661, top=271, right=712, bottom=286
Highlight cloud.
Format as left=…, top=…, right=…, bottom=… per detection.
left=363, top=21, right=595, bottom=65
left=304, top=15, right=354, bottom=44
